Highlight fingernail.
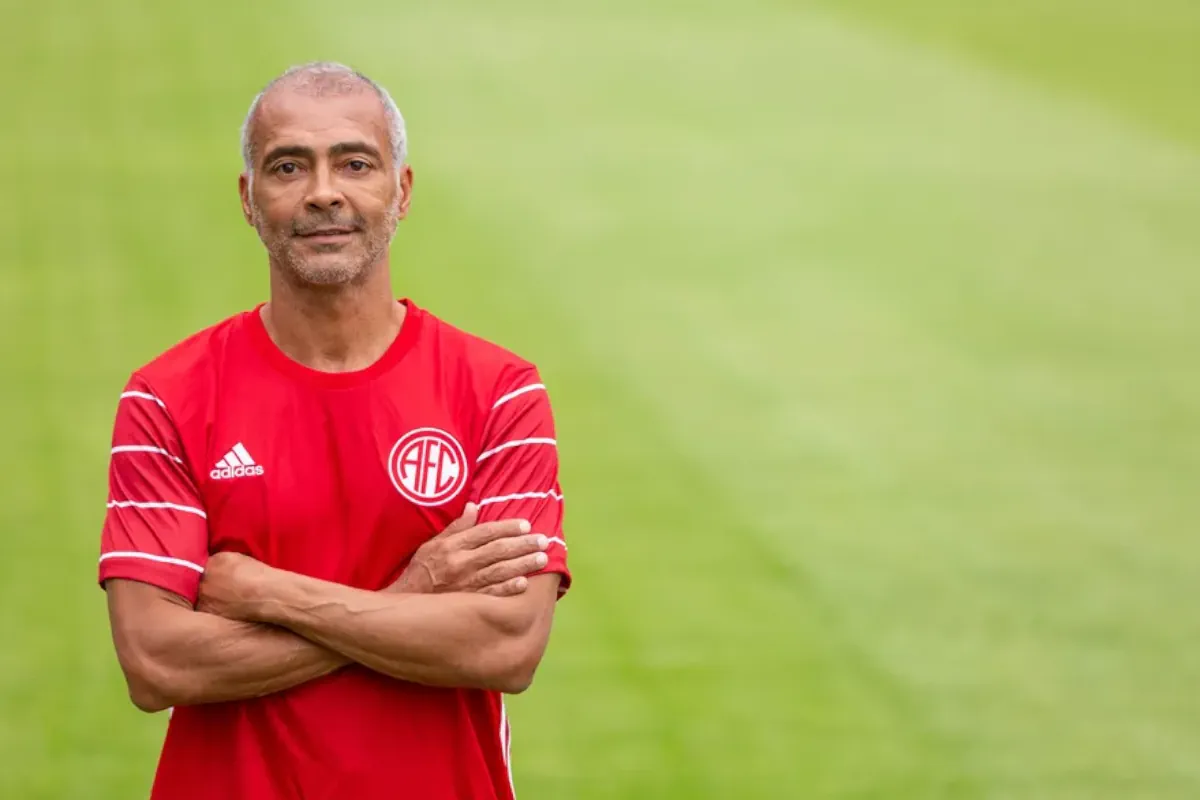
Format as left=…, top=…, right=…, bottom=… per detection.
left=535, top=553, right=548, bottom=567
left=535, top=535, right=548, bottom=549
left=519, top=520, right=531, bottom=534
left=515, top=577, right=528, bottom=590
left=464, top=503, right=477, bottom=514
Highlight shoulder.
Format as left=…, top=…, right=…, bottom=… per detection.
left=413, top=301, right=544, bottom=400
left=123, top=308, right=256, bottom=417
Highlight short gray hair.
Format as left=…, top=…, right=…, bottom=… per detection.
left=240, top=61, right=408, bottom=174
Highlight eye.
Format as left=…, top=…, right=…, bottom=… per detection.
left=273, top=162, right=299, bottom=176
left=347, top=159, right=370, bottom=172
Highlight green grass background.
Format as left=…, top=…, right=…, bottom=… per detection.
left=2, top=0, right=1199, bottom=797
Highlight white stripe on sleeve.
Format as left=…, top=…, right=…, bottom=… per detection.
left=477, top=490, right=564, bottom=507
left=107, top=500, right=207, bottom=519
left=111, top=445, right=184, bottom=464
left=492, top=383, right=546, bottom=410
left=99, top=551, right=205, bottom=573
left=120, top=391, right=167, bottom=409
left=476, top=438, right=557, bottom=463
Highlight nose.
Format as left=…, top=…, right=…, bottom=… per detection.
left=304, top=166, right=344, bottom=212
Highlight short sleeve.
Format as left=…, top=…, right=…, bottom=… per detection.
left=472, top=367, right=571, bottom=597
left=98, top=374, right=209, bottom=604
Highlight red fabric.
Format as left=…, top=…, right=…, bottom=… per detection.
left=97, top=299, right=570, bottom=800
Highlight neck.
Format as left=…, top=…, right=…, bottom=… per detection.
left=261, top=260, right=405, bottom=373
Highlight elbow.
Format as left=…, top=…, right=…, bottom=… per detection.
left=128, top=681, right=172, bottom=714
left=483, top=632, right=548, bottom=695
left=478, top=661, right=538, bottom=695
left=472, top=595, right=555, bottom=694
left=495, top=663, right=538, bottom=695
left=118, top=654, right=186, bottom=713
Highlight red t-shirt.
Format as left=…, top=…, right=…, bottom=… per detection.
left=97, top=298, right=571, bottom=800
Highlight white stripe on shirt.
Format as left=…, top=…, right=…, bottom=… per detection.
left=492, top=383, right=545, bottom=410
left=477, top=490, right=564, bottom=507
left=107, top=500, right=207, bottom=519
left=111, top=445, right=184, bottom=464
left=501, top=700, right=515, bottom=797
left=120, top=391, right=167, bottom=409
left=476, top=438, right=557, bottom=463
left=99, top=551, right=205, bottom=573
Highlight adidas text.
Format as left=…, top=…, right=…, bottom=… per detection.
left=210, top=464, right=265, bottom=480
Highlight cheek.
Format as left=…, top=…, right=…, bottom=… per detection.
left=253, top=186, right=298, bottom=224
left=256, top=203, right=294, bottom=234
left=362, top=180, right=398, bottom=213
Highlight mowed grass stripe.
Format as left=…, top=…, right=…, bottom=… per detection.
left=5, top=0, right=1198, bottom=798
left=371, top=3, right=1200, bottom=798
left=370, top=3, right=988, bottom=788
left=1, top=1, right=346, bottom=797
left=515, top=9, right=1198, bottom=800
left=394, top=177, right=973, bottom=798
left=805, top=0, right=1200, bottom=151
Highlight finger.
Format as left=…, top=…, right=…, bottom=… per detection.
left=458, top=518, right=531, bottom=549
left=440, top=503, right=480, bottom=537
left=473, top=551, right=549, bottom=588
left=470, top=534, right=548, bottom=569
left=478, top=576, right=529, bottom=597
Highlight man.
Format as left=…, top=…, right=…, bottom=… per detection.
left=98, top=61, right=571, bottom=800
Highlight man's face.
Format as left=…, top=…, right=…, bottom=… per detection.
left=239, top=89, right=413, bottom=287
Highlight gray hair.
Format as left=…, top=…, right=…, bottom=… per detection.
left=240, top=61, right=408, bottom=175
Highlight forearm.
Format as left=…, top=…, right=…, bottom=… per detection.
left=115, top=597, right=347, bottom=711
left=254, top=572, right=536, bottom=692
left=151, top=617, right=347, bottom=708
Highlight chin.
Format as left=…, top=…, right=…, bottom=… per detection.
left=286, top=257, right=368, bottom=288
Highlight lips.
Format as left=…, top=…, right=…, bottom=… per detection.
left=298, top=227, right=356, bottom=237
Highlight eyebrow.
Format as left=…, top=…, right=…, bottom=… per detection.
left=261, top=141, right=384, bottom=166
left=330, top=141, right=383, bottom=161
left=261, top=145, right=313, bottom=166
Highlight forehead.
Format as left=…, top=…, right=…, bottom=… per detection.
left=251, top=89, right=390, bottom=161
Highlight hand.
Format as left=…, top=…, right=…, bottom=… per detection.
left=197, top=552, right=272, bottom=621
left=390, top=503, right=551, bottom=597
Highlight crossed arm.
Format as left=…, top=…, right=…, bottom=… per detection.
left=107, top=514, right=561, bottom=713
left=106, top=367, right=568, bottom=713
left=108, top=573, right=559, bottom=712
left=108, top=580, right=347, bottom=711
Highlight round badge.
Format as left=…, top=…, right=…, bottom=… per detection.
left=387, top=428, right=469, bottom=507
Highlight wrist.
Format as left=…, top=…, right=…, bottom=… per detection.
left=243, top=563, right=297, bottom=624
left=390, top=568, right=430, bottom=594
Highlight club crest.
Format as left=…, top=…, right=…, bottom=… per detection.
left=387, top=428, right=469, bottom=507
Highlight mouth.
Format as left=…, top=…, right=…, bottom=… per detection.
left=296, top=226, right=358, bottom=243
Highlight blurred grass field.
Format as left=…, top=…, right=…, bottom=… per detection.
left=2, top=0, right=1199, bottom=797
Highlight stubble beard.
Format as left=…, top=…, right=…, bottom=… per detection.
left=254, top=203, right=400, bottom=290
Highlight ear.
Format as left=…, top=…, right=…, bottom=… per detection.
left=397, top=164, right=414, bottom=220
left=238, top=173, right=254, bottom=226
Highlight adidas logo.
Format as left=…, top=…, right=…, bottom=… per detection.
left=210, top=443, right=264, bottom=480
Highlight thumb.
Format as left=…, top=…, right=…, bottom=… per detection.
left=442, top=502, right=479, bottom=536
